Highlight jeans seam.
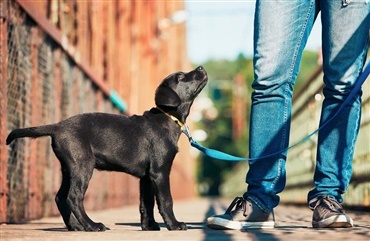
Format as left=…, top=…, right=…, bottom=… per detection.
left=282, top=1, right=315, bottom=149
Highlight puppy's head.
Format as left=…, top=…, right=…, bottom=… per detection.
left=155, top=66, right=208, bottom=122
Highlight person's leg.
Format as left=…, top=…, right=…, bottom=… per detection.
left=245, top=0, right=318, bottom=211
left=207, top=0, right=318, bottom=230
left=308, top=0, right=369, bottom=228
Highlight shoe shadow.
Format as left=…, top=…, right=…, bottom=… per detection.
left=273, top=225, right=309, bottom=229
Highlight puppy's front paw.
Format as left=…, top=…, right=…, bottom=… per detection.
left=66, top=216, right=85, bottom=231
left=67, top=224, right=85, bottom=231
left=86, top=222, right=109, bottom=232
left=167, top=222, right=187, bottom=231
left=142, top=220, right=160, bottom=231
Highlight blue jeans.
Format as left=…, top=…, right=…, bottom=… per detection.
left=244, top=0, right=369, bottom=212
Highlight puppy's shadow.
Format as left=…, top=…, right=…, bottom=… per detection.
left=115, top=222, right=143, bottom=228
left=115, top=222, right=205, bottom=230
left=38, top=227, right=69, bottom=232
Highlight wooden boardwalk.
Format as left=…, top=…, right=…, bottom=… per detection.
left=1, top=198, right=369, bottom=241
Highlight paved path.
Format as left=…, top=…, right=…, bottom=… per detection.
left=1, top=198, right=369, bottom=241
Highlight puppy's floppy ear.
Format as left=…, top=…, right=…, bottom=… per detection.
left=155, top=85, right=181, bottom=107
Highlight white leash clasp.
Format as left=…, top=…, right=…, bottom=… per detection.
left=181, top=124, right=194, bottom=143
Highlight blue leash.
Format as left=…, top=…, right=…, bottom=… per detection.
left=182, top=61, right=370, bottom=161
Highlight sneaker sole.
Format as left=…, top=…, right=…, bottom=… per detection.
left=206, top=217, right=275, bottom=230
left=312, top=214, right=353, bottom=228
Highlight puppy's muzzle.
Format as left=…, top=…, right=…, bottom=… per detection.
left=192, top=66, right=208, bottom=95
left=194, top=66, right=207, bottom=81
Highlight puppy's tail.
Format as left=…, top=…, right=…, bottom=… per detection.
left=6, top=124, right=58, bottom=145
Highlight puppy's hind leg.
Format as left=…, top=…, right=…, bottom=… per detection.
left=66, top=162, right=108, bottom=232
left=52, top=138, right=107, bottom=231
left=140, top=175, right=160, bottom=231
left=55, top=166, right=84, bottom=231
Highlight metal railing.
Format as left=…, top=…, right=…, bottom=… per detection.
left=283, top=62, right=370, bottom=207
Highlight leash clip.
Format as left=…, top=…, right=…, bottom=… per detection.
left=181, top=124, right=194, bottom=143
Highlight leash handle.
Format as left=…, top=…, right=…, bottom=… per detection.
left=188, top=61, right=370, bottom=162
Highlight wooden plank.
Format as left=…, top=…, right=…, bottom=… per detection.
left=0, top=0, right=9, bottom=223
left=89, top=0, right=104, bottom=82
left=28, top=26, right=42, bottom=220
left=117, top=1, right=132, bottom=109
left=51, top=48, right=62, bottom=216
left=76, top=0, right=88, bottom=63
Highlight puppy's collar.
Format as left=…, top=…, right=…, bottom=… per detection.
left=155, top=107, right=184, bottom=127
left=155, top=107, right=194, bottom=143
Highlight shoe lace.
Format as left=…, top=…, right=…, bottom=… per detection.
left=225, top=197, right=247, bottom=215
left=312, top=196, right=345, bottom=213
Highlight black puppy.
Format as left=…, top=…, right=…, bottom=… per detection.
left=6, top=66, right=208, bottom=232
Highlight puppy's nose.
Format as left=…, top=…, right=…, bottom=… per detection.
left=196, top=66, right=206, bottom=74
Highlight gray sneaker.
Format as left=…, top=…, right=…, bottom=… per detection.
left=206, top=197, right=275, bottom=230
left=310, top=195, right=353, bottom=228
